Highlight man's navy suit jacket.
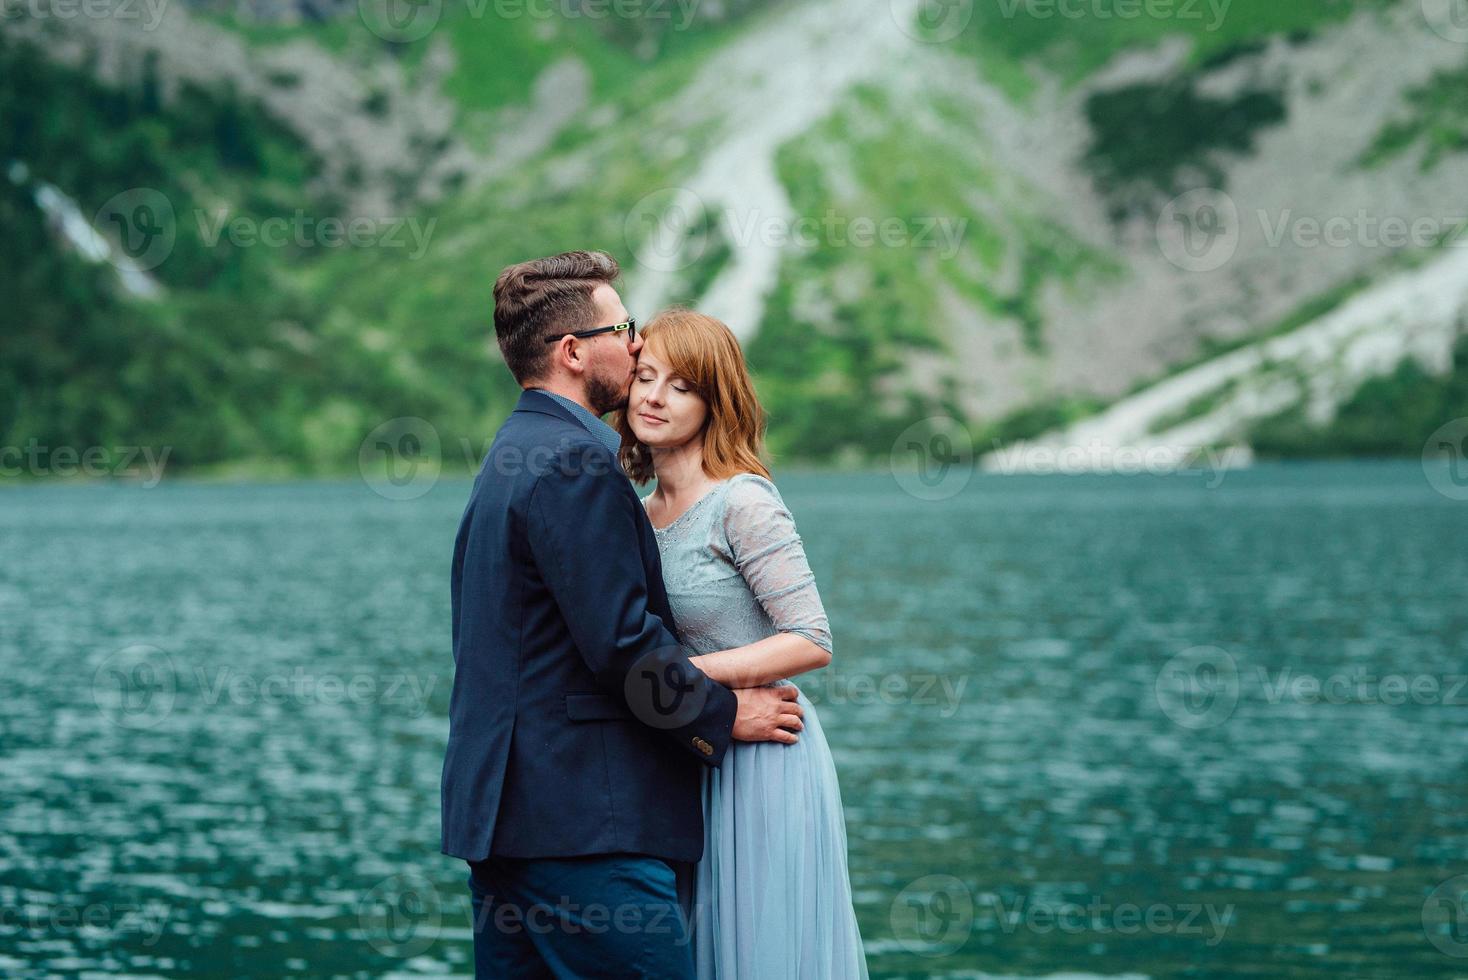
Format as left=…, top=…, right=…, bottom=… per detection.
left=441, top=388, right=737, bottom=863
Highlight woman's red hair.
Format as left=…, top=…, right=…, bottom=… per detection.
left=613, top=308, right=771, bottom=485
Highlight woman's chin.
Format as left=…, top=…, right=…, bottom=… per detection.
left=635, top=430, right=680, bottom=451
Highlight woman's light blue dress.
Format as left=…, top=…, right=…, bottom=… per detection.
left=647, top=474, right=869, bottom=979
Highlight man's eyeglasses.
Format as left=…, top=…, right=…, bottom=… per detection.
left=544, top=318, right=637, bottom=344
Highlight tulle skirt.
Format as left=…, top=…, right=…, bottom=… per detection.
left=691, top=688, right=870, bottom=979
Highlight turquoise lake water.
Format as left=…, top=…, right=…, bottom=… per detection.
left=2, top=462, right=1465, bottom=977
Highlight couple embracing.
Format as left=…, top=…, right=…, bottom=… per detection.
left=441, top=250, right=869, bottom=978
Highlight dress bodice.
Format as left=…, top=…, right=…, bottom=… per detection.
left=646, top=474, right=832, bottom=659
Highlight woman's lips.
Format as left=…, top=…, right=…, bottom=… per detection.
left=638, top=413, right=667, bottom=425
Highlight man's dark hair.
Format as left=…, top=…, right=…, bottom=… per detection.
left=493, top=250, right=620, bottom=383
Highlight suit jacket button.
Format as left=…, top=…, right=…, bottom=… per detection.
left=693, top=737, right=712, bottom=755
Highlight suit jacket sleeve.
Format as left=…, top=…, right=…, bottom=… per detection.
left=526, top=442, right=736, bottom=766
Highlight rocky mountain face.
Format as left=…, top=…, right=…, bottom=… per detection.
left=4, top=0, right=1466, bottom=470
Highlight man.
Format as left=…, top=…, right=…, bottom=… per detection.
left=441, top=250, right=804, bottom=977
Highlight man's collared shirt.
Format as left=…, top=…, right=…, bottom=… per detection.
left=532, top=388, right=624, bottom=458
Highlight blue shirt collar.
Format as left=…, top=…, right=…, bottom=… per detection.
left=531, top=388, right=624, bottom=458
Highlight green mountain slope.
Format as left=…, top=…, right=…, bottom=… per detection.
left=4, top=0, right=1466, bottom=478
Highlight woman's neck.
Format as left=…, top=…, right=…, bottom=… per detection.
left=650, top=438, right=709, bottom=501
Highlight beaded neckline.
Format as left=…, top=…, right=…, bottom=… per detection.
left=647, top=480, right=729, bottom=534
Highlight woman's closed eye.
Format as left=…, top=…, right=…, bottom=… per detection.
left=637, top=373, right=689, bottom=393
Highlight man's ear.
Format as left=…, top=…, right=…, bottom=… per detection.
left=547, top=337, right=586, bottom=377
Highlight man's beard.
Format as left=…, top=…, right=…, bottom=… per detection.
left=585, top=368, right=628, bottom=417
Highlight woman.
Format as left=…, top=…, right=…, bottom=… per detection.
left=614, top=309, right=869, bottom=979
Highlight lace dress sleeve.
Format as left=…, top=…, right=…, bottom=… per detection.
left=719, top=475, right=833, bottom=654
